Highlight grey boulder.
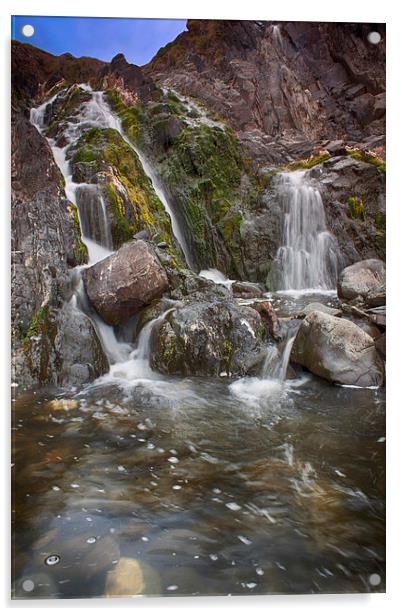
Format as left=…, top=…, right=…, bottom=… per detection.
left=291, top=310, right=384, bottom=387
left=337, top=259, right=385, bottom=303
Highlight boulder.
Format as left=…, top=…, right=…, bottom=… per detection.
left=11, top=303, right=108, bottom=389
left=291, top=310, right=384, bottom=387
left=337, top=259, right=385, bottom=303
left=83, top=240, right=169, bottom=325
left=149, top=283, right=265, bottom=377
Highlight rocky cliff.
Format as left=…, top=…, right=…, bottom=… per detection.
left=145, top=20, right=385, bottom=162
left=11, top=21, right=386, bottom=389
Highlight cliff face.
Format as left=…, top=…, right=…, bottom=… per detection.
left=145, top=20, right=385, bottom=162
left=11, top=23, right=386, bottom=389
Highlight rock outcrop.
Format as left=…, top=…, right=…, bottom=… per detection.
left=12, top=303, right=108, bottom=389
left=83, top=240, right=169, bottom=325
left=291, top=310, right=384, bottom=387
left=149, top=283, right=266, bottom=377
left=337, top=259, right=386, bottom=303
left=145, top=20, right=385, bottom=162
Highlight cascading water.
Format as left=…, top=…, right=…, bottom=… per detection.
left=31, top=88, right=114, bottom=265
left=30, top=86, right=188, bottom=377
left=271, top=171, right=339, bottom=292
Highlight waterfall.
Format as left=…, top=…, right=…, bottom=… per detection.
left=86, top=90, right=193, bottom=268
left=30, top=86, right=186, bottom=376
left=261, top=330, right=296, bottom=381
left=105, top=308, right=176, bottom=383
left=271, top=171, right=339, bottom=291
left=30, top=89, right=114, bottom=265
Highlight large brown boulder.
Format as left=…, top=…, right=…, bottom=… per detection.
left=83, top=240, right=169, bottom=325
left=337, top=259, right=385, bottom=302
left=291, top=310, right=384, bottom=387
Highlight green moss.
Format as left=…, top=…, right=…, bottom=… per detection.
left=375, top=210, right=386, bottom=230
left=68, top=203, right=88, bottom=264
left=220, top=212, right=243, bottom=242
left=348, top=196, right=366, bottom=221
left=286, top=152, right=332, bottom=171
left=23, top=306, right=49, bottom=341
left=44, top=87, right=91, bottom=139
left=105, top=88, right=144, bottom=144
left=349, top=150, right=386, bottom=174
left=222, top=339, right=234, bottom=372
left=105, top=183, right=136, bottom=243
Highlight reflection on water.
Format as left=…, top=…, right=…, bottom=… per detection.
left=12, top=372, right=385, bottom=598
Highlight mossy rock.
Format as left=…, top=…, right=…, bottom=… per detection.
left=348, top=196, right=366, bottom=221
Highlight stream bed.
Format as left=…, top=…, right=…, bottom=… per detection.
left=12, top=343, right=385, bottom=598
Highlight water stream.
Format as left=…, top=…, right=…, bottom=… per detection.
left=271, top=171, right=339, bottom=292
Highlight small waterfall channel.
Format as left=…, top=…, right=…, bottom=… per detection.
left=30, top=85, right=185, bottom=377
left=271, top=171, right=339, bottom=292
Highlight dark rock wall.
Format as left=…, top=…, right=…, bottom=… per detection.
left=145, top=20, right=385, bottom=162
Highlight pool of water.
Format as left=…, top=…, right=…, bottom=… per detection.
left=12, top=370, right=385, bottom=598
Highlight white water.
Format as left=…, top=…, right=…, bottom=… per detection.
left=30, top=88, right=114, bottom=265
left=272, top=171, right=339, bottom=292
left=199, top=268, right=234, bottom=289
left=96, top=308, right=176, bottom=386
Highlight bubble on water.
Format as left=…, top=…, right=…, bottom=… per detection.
left=209, top=554, right=218, bottom=561
left=212, top=488, right=222, bottom=494
left=172, top=484, right=182, bottom=490
left=141, top=536, right=149, bottom=542
left=169, top=449, right=178, bottom=455
left=22, top=579, right=34, bottom=592
left=70, top=483, right=80, bottom=488
left=194, top=555, right=200, bottom=559
left=377, top=437, right=386, bottom=443
left=226, top=502, right=241, bottom=511
left=147, top=442, right=155, bottom=450
left=52, top=486, right=61, bottom=492
left=238, top=535, right=252, bottom=545
left=85, top=516, right=93, bottom=522
left=86, top=536, right=97, bottom=544
left=245, top=582, right=257, bottom=589
left=167, top=585, right=178, bottom=591
left=369, top=573, right=381, bottom=586
left=45, top=554, right=60, bottom=566
left=256, top=567, right=264, bottom=576
left=168, top=457, right=179, bottom=464
left=117, top=465, right=126, bottom=472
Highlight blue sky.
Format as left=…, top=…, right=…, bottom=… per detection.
left=11, top=16, right=187, bottom=65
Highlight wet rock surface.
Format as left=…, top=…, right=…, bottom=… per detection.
left=12, top=303, right=108, bottom=389
left=337, top=259, right=386, bottom=302
left=83, top=240, right=169, bottom=325
left=291, top=310, right=384, bottom=387
left=150, top=283, right=266, bottom=377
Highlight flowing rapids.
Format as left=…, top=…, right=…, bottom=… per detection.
left=271, top=171, right=339, bottom=292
